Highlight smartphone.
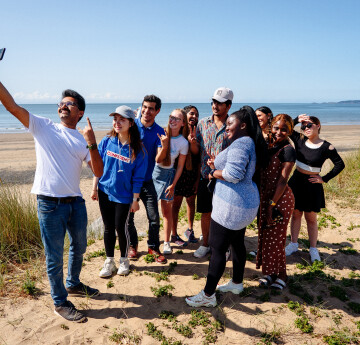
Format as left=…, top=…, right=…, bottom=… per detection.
left=0, top=48, right=6, bottom=61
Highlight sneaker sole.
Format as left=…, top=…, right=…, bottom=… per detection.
left=185, top=298, right=217, bottom=308
left=54, top=309, right=87, bottom=323
left=99, top=269, right=117, bottom=278
left=217, top=288, right=243, bottom=295
left=117, top=271, right=130, bottom=276
left=66, top=290, right=100, bottom=297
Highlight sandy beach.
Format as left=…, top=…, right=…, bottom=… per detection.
left=0, top=127, right=359, bottom=344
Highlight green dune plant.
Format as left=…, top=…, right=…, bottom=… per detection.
left=0, top=184, right=42, bottom=267
left=324, top=146, right=360, bottom=208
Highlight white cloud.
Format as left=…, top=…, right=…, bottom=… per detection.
left=14, top=91, right=58, bottom=102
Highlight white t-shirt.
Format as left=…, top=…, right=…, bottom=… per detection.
left=28, top=113, right=90, bottom=197
left=157, top=135, right=189, bottom=169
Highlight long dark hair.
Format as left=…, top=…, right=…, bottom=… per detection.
left=231, top=106, right=269, bottom=168
left=107, top=119, right=144, bottom=161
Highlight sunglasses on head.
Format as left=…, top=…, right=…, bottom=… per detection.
left=301, top=123, right=314, bottom=130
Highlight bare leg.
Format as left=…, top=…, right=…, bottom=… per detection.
left=186, top=194, right=196, bottom=230
left=172, top=195, right=183, bottom=236
left=290, top=209, right=303, bottom=243
left=304, top=211, right=318, bottom=248
left=161, top=200, right=173, bottom=242
left=201, top=212, right=211, bottom=247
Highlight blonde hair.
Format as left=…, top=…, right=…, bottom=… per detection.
left=162, top=109, right=191, bottom=169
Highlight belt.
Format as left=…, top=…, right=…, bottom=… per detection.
left=37, top=195, right=78, bottom=204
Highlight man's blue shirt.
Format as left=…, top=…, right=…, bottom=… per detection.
left=135, top=117, right=165, bottom=182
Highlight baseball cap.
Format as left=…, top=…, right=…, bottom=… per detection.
left=109, top=105, right=136, bottom=120
left=212, top=87, right=234, bottom=103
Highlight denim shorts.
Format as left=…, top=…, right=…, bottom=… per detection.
left=152, top=165, right=175, bottom=201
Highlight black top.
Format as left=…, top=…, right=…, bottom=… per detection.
left=268, top=140, right=296, bottom=163
left=290, top=117, right=345, bottom=183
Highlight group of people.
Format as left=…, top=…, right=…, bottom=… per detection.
left=0, top=81, right=345, bottom=320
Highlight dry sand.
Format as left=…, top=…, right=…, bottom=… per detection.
left=0, top=127, right=359, bottom=344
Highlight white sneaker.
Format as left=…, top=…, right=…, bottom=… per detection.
left=99, top=258, right=117, bottom=278
left=194, top=245, right=210, bottom=258
left=117, top=257, right=130, bottom=276
left=217, top=279, right=243, bottom=294
left=185, top=290, right=217, bottom=307
left=285, top=242, right=299, bottom=256
left=309, top=247, right=321, bottom=263
left=163, top=242, right=172, bottom=255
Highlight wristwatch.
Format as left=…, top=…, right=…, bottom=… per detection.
left=86, top=143, right=97, bottom=150
left=209, top=169, right=216, bottom=177
left=133, top=197, right=140, bottom=202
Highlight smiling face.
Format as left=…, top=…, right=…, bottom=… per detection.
left=256, top=110, right=271, bottom=130
left=58, top=96, right=84, bottom=128
left=271, top=119, right=290, bottom=144
left=168, top=109, right=184, bottom=131
left=141, top=101, right=160, bottom=127
left=187, top=107, right=199, bottom=127
left=112, top=114, right=132, bottom=135
left=225, top=115, right=246, bottom=142
left=212, top=99, right=231, bottom=118
left=302, top=121, right=320, bottom=138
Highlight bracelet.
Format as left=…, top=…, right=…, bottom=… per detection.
left=269, top=199, right=276, bottom=207
left=209, top=169, right=216, bottom=177
left=86, top=143, right=97, bottom=150
left=133, top=197, right=140, bottom=202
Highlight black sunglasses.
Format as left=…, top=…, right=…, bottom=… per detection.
left=301, top=123, right=314, bottom=130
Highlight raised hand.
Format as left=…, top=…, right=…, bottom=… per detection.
left=298, top=114, right=310, bottom=123
left=157, top=130, right=170, bottom=148
left=188, top=125, right=197, bottom=144
left=206, top=151, right=215, bottom=169
left=78, top=117, right=96, bottom=145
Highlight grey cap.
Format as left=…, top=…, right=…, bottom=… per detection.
left=109, top=105, right=136, bottom=120
left=212, top=87, right=234, bottom=103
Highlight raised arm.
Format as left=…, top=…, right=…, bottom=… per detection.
left=0, top=82, right=29, bottom=128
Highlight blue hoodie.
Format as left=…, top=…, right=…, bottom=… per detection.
left=98, top=136, right=148, bottom=204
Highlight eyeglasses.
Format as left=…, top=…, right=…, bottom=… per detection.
left=58, top=101, right=78, bottom=108
left=169, top=115, right=182, bottom=123
left=301, top=123, right=314, bottom=130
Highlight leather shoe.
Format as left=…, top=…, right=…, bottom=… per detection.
left=128, top=245, right=138, bottom=260
left=148, top=248, right=167, bottom=264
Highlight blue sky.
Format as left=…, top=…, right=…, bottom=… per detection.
left=1, top=0, right=359, bottom=103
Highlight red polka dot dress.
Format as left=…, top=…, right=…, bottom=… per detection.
left=256, top=144, right=295, bottom=279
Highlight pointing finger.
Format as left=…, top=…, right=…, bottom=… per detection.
left=86, top=117, right=93, bottom=129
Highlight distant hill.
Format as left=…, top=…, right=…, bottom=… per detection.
left=337, top=100, right=360, bottom=104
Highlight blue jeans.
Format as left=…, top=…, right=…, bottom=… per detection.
left=37, top=196, right=87, bottom=306
left=127, top=180, right=160, bottom=249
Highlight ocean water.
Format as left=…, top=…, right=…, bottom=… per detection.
left=0, top=102, right=359, bottom=133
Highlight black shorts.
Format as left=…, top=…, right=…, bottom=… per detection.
left=288, top=170, right=325, bottom=213
left=196, top=177, right=213, bottom=213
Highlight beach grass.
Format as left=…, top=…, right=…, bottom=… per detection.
left=0, top=183, right=43, bottom=294
left=0, top=183, right=42, bottom=267
left=324, top=146, right=360, bottom=208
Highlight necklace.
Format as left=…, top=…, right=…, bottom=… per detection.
left=117, top=137, right=130, bottom=172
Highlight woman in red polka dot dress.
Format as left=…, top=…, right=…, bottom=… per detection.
left=256, top=114, right=296, bottom=290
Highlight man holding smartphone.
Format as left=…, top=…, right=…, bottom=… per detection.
left=0, top=80, right=103, bottom=322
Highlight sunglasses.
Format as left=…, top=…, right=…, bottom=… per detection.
left=169, top=115, right=182, bottom=123
left=58, top=101, right=78, bottom=108
left=301, top=123, right=314, bottom=130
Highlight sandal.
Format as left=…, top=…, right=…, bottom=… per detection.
left=270, top=278, right=286, bottom=290
left=258, top=275, right=273, bottom=287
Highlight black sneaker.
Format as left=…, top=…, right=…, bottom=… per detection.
left=66, top=282, right=100, bottom=297
left=54, top=300, right=86, bottom=322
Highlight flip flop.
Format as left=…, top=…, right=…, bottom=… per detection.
left=258, top=275, right=273, bottom=287
left=270, top=278, right=286, bottom=290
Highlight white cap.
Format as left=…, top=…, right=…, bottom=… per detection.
left=212, top=87, right=234, bottom=103
left=109, top=105, right=136, bottom=120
